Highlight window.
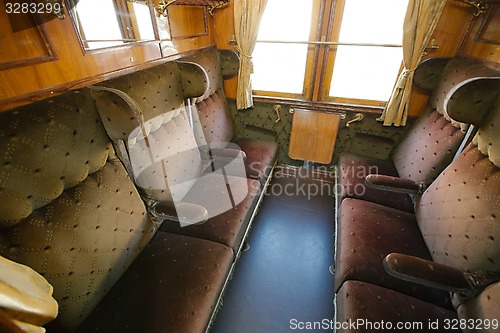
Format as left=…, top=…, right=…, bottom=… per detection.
left=252, top=0, right=409, bottom=106
left=70, top=0, right=156, bottom=50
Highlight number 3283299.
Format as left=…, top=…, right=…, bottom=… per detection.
left=5, top=2, right=62, bottom=14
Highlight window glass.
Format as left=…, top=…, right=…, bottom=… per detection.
left=75, top=0, right=124, bottom=49
left=130, top=2, right=155, bottom=40
left=252, top=0, right=314, bottom=94
left=252, top=0, right=409, bottom=105
left=329, top=0, right=409, bottom=101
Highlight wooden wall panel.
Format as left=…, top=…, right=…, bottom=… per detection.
left=214, top=0, right=237, bottom=99
left=0, top=0, right=216, bottom=113
left=0, top=12, right=56, bottom=69
left=460, top=3, right=500, bottom=63
left=168, top=6, right=208, bottom=39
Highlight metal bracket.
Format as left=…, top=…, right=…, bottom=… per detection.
left=273, top=104, right=281, bottom=123
left=156, top=0, right=177, bottom=17
left=345, top=113, right=364, bottom=127
left=454, top=0, right=489, bottom=17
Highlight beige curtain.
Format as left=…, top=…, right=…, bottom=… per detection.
left=378, top=0, right=446, bottom=126
left=233, top=0, right=268, bottom=110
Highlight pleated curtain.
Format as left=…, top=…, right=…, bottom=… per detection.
left=378, top=0, right=446, bottom=126
left=233, top=0, right=268, bottom=110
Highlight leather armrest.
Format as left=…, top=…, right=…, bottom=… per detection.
left=365, top=174, right=428, bottom=195
left=384, top=253, right=500, bottom=299
left=384, top=253, right=470, bottom=293
left=209, top=147, right=246, bottom=161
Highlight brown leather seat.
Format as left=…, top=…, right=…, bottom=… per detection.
left=335, top=91, right=500, bottom=331
left=336, top=281, right=459, bottom=333
left=179, top=48, right=279, bottom=184
left=0, top=90, right=156, bottom=332
left=76, top=232, right=234, bottom=333
left=338, top=57, right=500, bottom=213
left=336, top=198, right=453, bottom=309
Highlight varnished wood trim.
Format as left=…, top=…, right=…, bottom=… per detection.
left=169, top=6, right=208, bottom=40
left=0, top=13, right=58, bottom=70
left=475, top=3, right=500, bottom=45
left=0, top=45, right=216, bottom=112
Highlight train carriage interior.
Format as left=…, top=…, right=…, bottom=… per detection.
left=0, top=0, right=499, bottom=332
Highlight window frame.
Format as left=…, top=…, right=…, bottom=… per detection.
left=252, top=0, right=405, bottom=108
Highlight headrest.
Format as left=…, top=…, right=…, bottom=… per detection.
left=0, top=90, right=112, bottom=228
left=446, top=77, right=500, bottom=127
left=413, top=57, right=451, bottom=91
left=178, top=47, right=225, bottom=102
left=430, top=58, right=499, bottom=118
left=177, top=61, right=209, bottom=98
left=90, top=60, right=206, bottom=141
left=473, top=94, right=500, bottom=168
left=218, top=49, right=239, bottom=79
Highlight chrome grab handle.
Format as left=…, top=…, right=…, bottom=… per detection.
left=345, top=113, right=364, bottom=127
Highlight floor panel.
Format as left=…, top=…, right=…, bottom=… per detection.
left=211, top=169, right=336, bottom=333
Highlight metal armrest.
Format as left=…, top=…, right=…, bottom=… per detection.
left=384, top=253, right=500, bottom=300
left=365, top=174, right=428, bottom=195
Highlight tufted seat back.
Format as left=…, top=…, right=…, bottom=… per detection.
left=392, top=58, right=500, bottom=183
left=0, top=90, right=156, bottom=332
left=416, top=94, right=500, bottom=323
left=89, top=61, right=207, bottom=141
left=128, top=108, right=204, bottom=204
left=416, top=95, right=500, bottom=273
left=89, top=59, right=250, bottom=227
left=89, top=61, right=210, bottom=205
left=0, top=91, right=112, bottom=227
left=180, top=48, right=239, bottom=145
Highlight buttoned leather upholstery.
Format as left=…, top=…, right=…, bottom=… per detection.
left=0, top=48, right=269, bottom=333
left=0, top=90, right=156, bottom=332
left=179, top=47, right=279, bottom=182
left=339, top=58, right=500, bottom=213
left=335, top=89, right=500, bottom=332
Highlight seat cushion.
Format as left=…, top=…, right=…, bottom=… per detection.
left=336, top=280, right=459, bottom=333
left=234, top=138, right=278, bottom=182
left=338, top=152, right=414, bottom=213
left=160, top=178, right=261, bottom=252
left=335, top=198, right=452, bottom=309
left=77, top=232, right=233, bottom=333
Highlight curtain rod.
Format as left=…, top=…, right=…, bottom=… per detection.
left=241, top=39, right=403, bottom=48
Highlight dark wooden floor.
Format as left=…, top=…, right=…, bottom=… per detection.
left=211, top=168, right=336, bottom=333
